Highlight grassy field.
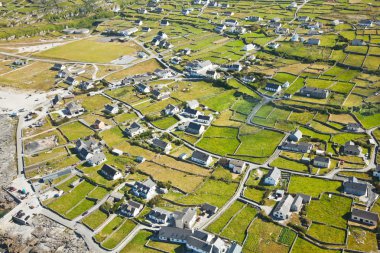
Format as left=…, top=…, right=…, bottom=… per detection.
left=307, top=223, right=346, bottom=244
left=94, top=216, right=124, bottom=243
left=244, top=187, right=266, bottom=203
left=35, top=37, right=142, bottom=63
left=221, top=205, right=257, bottom=243
left=120, top=230, right=157, bottom=253
left=196, top=137, right=240, bottom=156
left=307, top=194, right=351, bottom=228
left=176, top=180, right=238, bottom=207
left=82, top=209, right=109, bottom=230
left=292, top=238, right=340, bottom=253
left=288, top=176, right=341, bottom=198
left=236, top=130, right=284, bottom=157
left=106, top=59, right=163, bottom=82
left=270, top=157, right=309, bottom=173
left=59, top=121, right=94, bottom=141
left=347, top=226, right=378, bottom=252
left=65, top=199, right=96, bottom=219
left=206, top=201, right=245, bottom=234
left=244, top=218, right=289, bottom=253
left=277, top=227, right=296, bottom=246
left=151, top=116, right=178, bottom=129
left=102, top=220, right=136, bottom=249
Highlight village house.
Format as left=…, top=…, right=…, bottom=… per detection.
left=185, top=60, right=214, bottom=77
left=79, top=81, right=94, bottom=91
left=281, top=142, right=313, bottom=154
left=52, top=63, right=66, bottom=71
left=346, top=123, right=360, bottom=132
left=228, top=159, right=246, bottom=174
left=200, top=203, right=218, bottom=216
left=135, top=20, right=143, bottom=26
left=306, top=38, right=320, bottom=45
left=351, top=208, right=378, bottom=226
left=215, top=24, right=226, bottom=33
left=132, top=178, right=157, bottom=200
left=124, top=122, right=145, bottom=137
left=299, top=87, right=329, bottom=99
left=56, top=70, right=67, bottom=78
left=373, top=165, right=380, bottom=179
left=64, top=76, right=78, bottom=86
left=205, top=70, right=220, bottom=80
left=187, top=100, right=200, bottom=109
left=173, top=207, right=197, bottom=229
left=154, top=69, right=174, bottom=79
left=264, top=167, right=281, bottom=186
left=191, top=150, right=213, bottom=166
left=224, top=19, right=239, bottom=26
left=100, top=164, right=122, bottom=180
left=104, top=104, right=119, bottom=115
left=358, top=19, right=373, bottom=27
left=158, top=227, right=193, bottom=243
left=87, top=152, right=107, bottom=167
left=142, top=26, right=151, bottom=32
left=298, top=16, right=310, bottom=22
left=196, top=114, right=213, bottom=125
left=272, top=194, right=294, bottom=220
left=290, top=195, right=303, bottom=212
left=148, top=208, right=172, bottom=224
left=246, top=16, right=262, bottom=22
left=313, top=156, right=330, bottom=168
left=331, top=19, right=340, bottom=26
left=268, top=42, right=280, bottom=49
left=92, top=119, right=106, bottom=130
left=66, top=102, right=84, bottom=116
left=160, top=19, right=170, bottom=26
left=152, top=89, right=171, bottom=100
left=265, top=83, right=282, bottom=93
left=182, top=108, right=200, bottom=118
left=221, top=63, right=242, bottom=72
left=185, top=122, right=205, bottom=135
left=119, top=200, right=144, bottom=217
left=75, top=138, right=102, bottom=160
left=343, top=177, right=368, bottom=197
left=152, top=138, right=172, bottom=154
left=162, top=104, right=179, bottom=116
left=288, top=130, right=302, bottom=142
left=352, top=39, right=366, bottom=46
left=342, top=141, right=361, bottom=156
left=136, top=83, right=151, bottom=94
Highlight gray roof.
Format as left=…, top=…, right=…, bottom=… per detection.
left=88, top=152, right=106, bottom=164
left=273, top=194, right=294, bottom=214
left=201, top=203, right=218, bottom=213
left=266, top=83, right=281, bottom=89
left=152, top=138, right=170, bottom=150
left=314, top=156, right=330, bottom=164
left=343, top=179, right=367, bottom=194
left=291, top=195, right=303, bottom=210
left=158, top=227, right=192, bottom=240
left=344, top=141, right=360, bottom=153
left=352, top=208, right=378, bottom=222
left=187, top=236, right=213, bottom=252
left=175, top=207, right=197, bottom=228
left=184, top=107, right=198, bottom=115
left=135, top=178, right=156, bottom=190
left=295, top=193, right=311, bottom=203
left=186, top=122, right=203, bottom=132
left=101, top=164, right=120, bottom=177
left=191, top=150, right=210, bottom=162
left=267, top=167, right=281, bottom=181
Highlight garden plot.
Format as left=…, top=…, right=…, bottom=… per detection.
left=59, top=121, right=94, bottom=141
left=288, top=176, right=341, bottom=198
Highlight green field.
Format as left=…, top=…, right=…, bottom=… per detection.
left=288, top=176, right=341, bottom=198
left=59, top=121, right=94, bottom=141
left=82, top=209, right=109, bottom=230
left=206, top=201, right=245, bottom=234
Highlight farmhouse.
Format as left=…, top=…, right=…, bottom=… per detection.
left=100, top=164, right=122, bottom=180
left=342, top=141, right=361, bottom=156
left=299, top=87, right=329, bottom=99
left=331, top=19, right=340, bottom=26
left=346, top=123, right=360, bottom=132
left=186, top=60, right=214, bottom=76
left=306, top=38, right=320, bottom=45
left=290, top=195, right=303, bottom=212
left=215, top=24, right=226, bottom=33
left=148, top=208, right=172, bottom=224
left=52, top=63, right=66, bottom=71
left=352, top=39, right=366, bottom=46
left=358, top=19, right=373, bottom=27
left=158, top=227, right=193, bottom=243
left=187, top=100, right=200, bottom=109
left=246, top=16, right=262, bottom=22
left=191, top=150, right=213, bottom=166
left=173, top=207, right=197, bottom=229
left=64, top=76, right=78, bottom=86
left=75, top=138, right=102, bottom=160
left=162, top=104, right=179, bottom=115
left=152, top=138, right=172, bottom=153
left=273, top=194, right=294, bottom=220
left=124, top=122, right=145, bottom=137
left=264, top=167, right=281, bottom=186
left=288, top=130, right=302, bottom=142
left=298, top=16, right=310, bottom=22
left=136, top=83, right=151, bottom=93
left=152, top=89, right=170, bottom=100
left=87, top=152, right=107, bottom=167
left=343, top=177, right=368, bottom=196
left=196, top=114, right=213, bottom=125
left=160, top=19, right=170, bottom=26
left=200, top=203, right=218, bottom=216
left=120, top=27, right=138, bottom=36
left=265, top=83, right=282, bottom=93
left=104, top=104, right=119, bottom=114
left=221, top=63, right=242, bottom=72
left=132, top=178, right=157, bottom=200
left=351, top=208, right=378, bottom=226
left=313, top=156, right=330, bottom=168
left=91, top=119, right=106, bottom=130
left=119, top=200, right=143, bottom=217
left=224, top=19, right=239, bottom=26
left=79, top=81, right=94, bottom=91
left=185, top=122, right=205, bottom=135
left=65, top=102, right=85, bottom=116
left=182, top=108, right=200, bottom=118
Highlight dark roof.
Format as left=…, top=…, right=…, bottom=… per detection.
left=201, top=203, right=218, bottom=213
left=152, top=138, right=169, bottom=149
left=352, top=208, right=378, bottom=222
left=198, top=115, right=211, bottom=121
left=101, top=164, right=119, bottom=177
left=184, top=107, right=198, bottom=115
left=344, top=141, right=360, bottom=153
left=314, top=156, right=330, bottom=163
left=300, top=87, right=328, bottom=95
left=265, top=83, right=281, bottom=89
left=187, top=122, right=202, bottom=131
left=343, top=181, right=367, bottom=193
left=187, top=236, right=212, bottom=252
left=295, top=193, right=311, bottom=204
left=158, top=227, right=192, bottom=240
left=192, top=150, right=210, bottom=162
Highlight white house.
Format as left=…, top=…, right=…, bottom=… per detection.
left=124, top=122, right=145, bottom=137
left=191, top=150, right=213, bottom=166
left=264, top=168, right=281, bottom=186
left=273, top=194, right=294, bottom=220
left=100, top=164, right=122, bottom=180
left=119, top=200, right=143, bottom=217
left=132, top=178, right=157, bottom=200
left=265, top=83, right=282, bottom=93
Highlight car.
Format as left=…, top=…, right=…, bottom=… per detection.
left=82, top=211, right=89, bottom=216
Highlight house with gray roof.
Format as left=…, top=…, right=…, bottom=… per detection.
left=281, top=142, right=313, bottom=153
left=124, top=122, right=145, bottom=137
left=346, top=123, right=360, bottom=132
left=152, top=138, right=172, bottom=154
left=87, top=152, right=107, bottom=167
left=185, top=122, right=205, bottom=135
left=152, top=89, right=170, bottom=100
left=265, top=83, right=282, bottom=93
left=306, top=38, right=320, bottom=45
left=201, top=203, right=218, bottom=216
left=196, top=114, right=213, bottom=125
left=299, top=87, right=329, bottom=99
left=351, top=208, right=378, bottom=226
left=343, top=177, right=368, bottom=196
left=290, top=195, right=303, bottom=212
left=119, top=200, right=143, bottom=217
left=264, top=167, right=281, bottom=186
left=136, top=83, right=151, bottom=93
left=174, top=207, right=197, bottom=229
left=288, top=130, right=302, bottom=142
left=148, top=208, right=172, bottom=224
left=104, top=104, right=119, bottom=115
left=162, top=104, right=179, bottom=116
left=342, top=141, right=361, bottom=156
left=273, top=194, right=294, bottom=220
left=66, top=102, right=84, bottom=116
left=182, top=108, right=200, bottom=118
left=158, top=227, right=193, bottom=243
left=132, top=178, right=157, bottom=200
left=100, top=164, right=122, bottom=180
left=313, top=156, right=330, bottom=168
left=191, top=150, right=213, bottom=166
left=75, top=138, right=102, bottom=161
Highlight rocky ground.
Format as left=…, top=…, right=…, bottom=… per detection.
left=0, top=215, right=88, bottom=253
left=0, top=115, right=17, bottom=211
